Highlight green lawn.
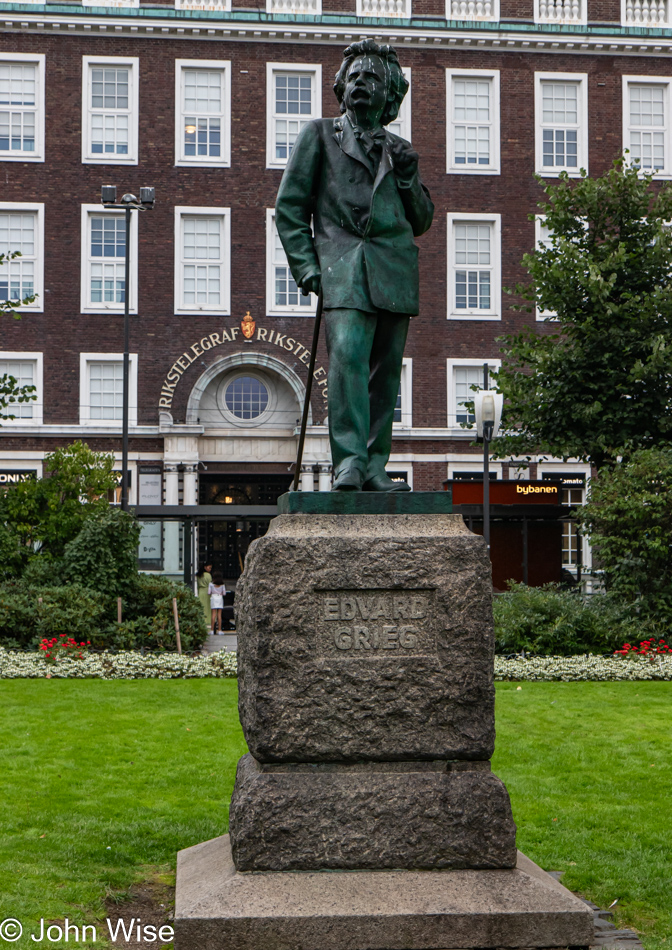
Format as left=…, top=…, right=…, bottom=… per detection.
left=0, top=680, right=669, bottom=949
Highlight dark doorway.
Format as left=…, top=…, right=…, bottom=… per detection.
left=198, top=473, right=292, bottom=582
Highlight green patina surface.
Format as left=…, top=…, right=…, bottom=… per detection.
left=277, top=489, right=453, bottom=514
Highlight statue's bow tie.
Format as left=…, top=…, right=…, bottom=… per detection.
left=353, top=127, right=387, bottom=156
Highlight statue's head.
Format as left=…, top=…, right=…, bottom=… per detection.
left=333, top=39, right=408, bottom=127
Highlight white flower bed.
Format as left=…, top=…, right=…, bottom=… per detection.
left=495, top=654, right=672, bottom=681
left=1, top=648, right=670, bottom=682
left=0, top=647, right=238, bottom=679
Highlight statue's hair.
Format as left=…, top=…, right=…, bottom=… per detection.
left=333, top=38, right=408, bottom=127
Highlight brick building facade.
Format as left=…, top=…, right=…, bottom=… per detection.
left=1, top=0, right=667, bottom=579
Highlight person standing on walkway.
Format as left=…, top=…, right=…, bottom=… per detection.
left=208, top=571, right=226, bottom=635
left=197, top=562, right=213, bottom=629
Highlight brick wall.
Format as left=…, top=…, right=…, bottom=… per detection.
left=1, top=32, right=669, bottom=457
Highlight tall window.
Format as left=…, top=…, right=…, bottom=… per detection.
left=0, top=204, right=43, bottom=311
left=82, top=57, right=138, bottom=164
left=0, top=356, right=38, bottom=420
left=542, top=472, right=588, bottom=572
left=91, top=216, right=125, bottom=305
left=456, top=224, right=491, bottom=311
left=0, top=212, right=35, bottom=304
left=447, top=214, right=501, bottom=319
left=386, top=68, right=411, bottom=143
left=79, top=353, right=138, bottom=426
left=446, top=359, right=501, bottom=428
left=267, top=64, right=321, bottom=169
left=623, top=78, right=671, bottom=175
left=174, top=208, right=231, bottom=316
left=175, top=61, right=231, bottom=167
left=81, top=206, right=137, bottom=313
left=446, top=70, right=500, bottom=174
left=393, top=358, right=412, bottom=427
left=534, top=216, right=559, bottom=322
left=266, top=211, right=313, bottom=316
left=89, top=361, right=123, bottom=421
left=455, top=366, right=483, bottom=424
left=535, top=73, right=588, bottom=177
left=0, top=55, right=44, bottom=162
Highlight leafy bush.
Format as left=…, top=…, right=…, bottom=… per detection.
left=0, top=583, right=109, bottom=650
left=493, top=582, right=638, bottom=656
left=101, top=617, right=153, bottom=652
left=0, top=571, right=207, bottom=653
left=61, top=507, right=141, bottom=597
left=21, top=557, right=64, bottom=587
left=148, top=581, right=207, bottom=652
left=579, top=447, right=672, bottom=625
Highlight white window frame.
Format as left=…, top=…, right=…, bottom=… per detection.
left=265, top=208, right=316, bottom=317
left=80, top=204, right=138, bottom=315
left=266, top=63, right=322, bottom=170
left=0, top=53, right=45, bottom=163
left=393, top=357, right=413, bottom=428
left=534, top=215, right=559, bottom=322
left=0, top=202, right=44, bottom=312
left=0, top=350, right=43, bottom=425
left=447, top=212, right=501, bottom=321
left=622, top=76, right=672, bottom=180
left=386, top=67, right=412, bottom=143
left=535, top=72, right=588, bottom=179
left=79, top=352, right=138, bottom=427
left=448, top=457, right=502, bottom=480
left=82, top=56, right=139, bottom=165
left=174, top=59, right=231, bottom=168
left=174, top=206, right=231, bottom=317
left=446, top=69, right=500, bottom=175
left=446, top=358, right=501, bottom=431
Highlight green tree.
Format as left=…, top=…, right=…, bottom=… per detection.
left=0, top=250, right=38, bottom=423
left=61, top=506, right=141, bottom=597
left=0, top=441, right=119, bottom=565
left=493, top=160, right=672, bottom=470
left=579, top=447, right=672, bottom=622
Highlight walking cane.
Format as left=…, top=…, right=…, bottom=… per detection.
left=293, top=287, right=324, bottom=492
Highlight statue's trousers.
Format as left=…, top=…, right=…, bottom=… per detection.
left=324, top=308, right=409, bottom=481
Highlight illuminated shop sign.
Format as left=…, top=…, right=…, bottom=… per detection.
left=0, top=470, right=37, bottom=484
left=450, top=480, right=560, bottom=506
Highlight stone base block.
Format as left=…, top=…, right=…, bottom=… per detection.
left=229, top=754, right=517, bottom=871
left=174, top=834, right=594, bottom=950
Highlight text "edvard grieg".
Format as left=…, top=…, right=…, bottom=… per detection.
left=322, top=594, right=428, bottom=652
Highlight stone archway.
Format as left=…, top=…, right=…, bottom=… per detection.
left=185, top=351, right=311, bottom=427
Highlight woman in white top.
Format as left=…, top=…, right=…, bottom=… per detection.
left=208, top=570, right=227, bottom=635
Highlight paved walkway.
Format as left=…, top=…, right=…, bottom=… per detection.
left=202, top=634, right=237, bottom=654
left=547, top=873, right=644, bottom=949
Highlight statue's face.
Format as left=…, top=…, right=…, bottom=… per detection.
left=343, top=55, right=388, bottom=120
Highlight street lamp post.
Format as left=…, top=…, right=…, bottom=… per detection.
left=101, top=185, right=155, bottom=511
left=474, top=368, right=503, bottom=557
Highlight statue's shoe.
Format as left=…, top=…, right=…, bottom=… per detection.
left=362, top=473, right=412, bottom=493
left=332, top=466, right=364, bottom=492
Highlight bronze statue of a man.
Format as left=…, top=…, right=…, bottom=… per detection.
left=275, top=39, right=434, bottom=492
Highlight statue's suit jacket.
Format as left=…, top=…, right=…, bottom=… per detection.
left=275, top=115, right=434, bottom=316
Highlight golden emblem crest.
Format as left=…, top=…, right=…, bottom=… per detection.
left=241, top=310, right=256, bottom=341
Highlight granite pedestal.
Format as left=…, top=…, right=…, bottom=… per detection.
left=174, top=835, right=594, bottom=950
left=174, top=494, right=592, bottom=948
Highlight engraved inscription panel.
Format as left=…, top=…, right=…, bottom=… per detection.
left=317, top=589, right=436, bottom=658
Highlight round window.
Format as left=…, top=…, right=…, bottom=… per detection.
left=224, top=376, right=269, bottom=420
